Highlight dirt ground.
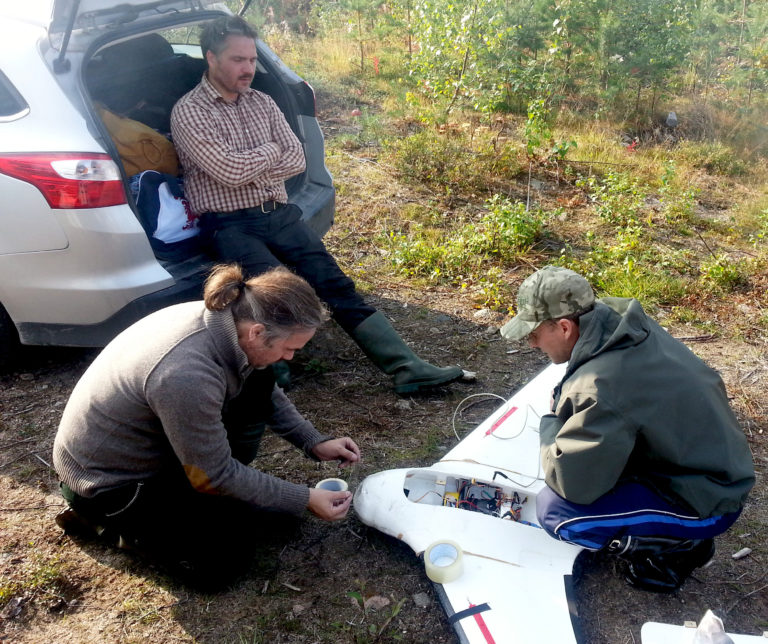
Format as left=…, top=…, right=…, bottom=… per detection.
left=1, top=115, right=767, bottom=642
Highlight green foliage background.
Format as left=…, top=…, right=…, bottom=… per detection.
left=240, top=0, right=768, bottom=128
left=234, top=0, right=767, bottom=321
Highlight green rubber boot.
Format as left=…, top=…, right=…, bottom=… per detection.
left=350, top=312, right=464, bottom=394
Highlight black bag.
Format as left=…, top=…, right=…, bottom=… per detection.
left=131, top=170, right=201, bottom=260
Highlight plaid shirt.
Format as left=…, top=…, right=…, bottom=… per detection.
left=170, top=74, right=306, bottom=214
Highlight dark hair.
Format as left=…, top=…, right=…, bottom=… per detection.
left=200, top=15, right=258, bottom=59
left=555, top=305, right=594, bottom=324
left=204, top=264, right=328, bottom=340
left=538, top=305, right=594, bottom=331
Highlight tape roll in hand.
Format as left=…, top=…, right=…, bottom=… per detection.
left=424, top=540, right=464, bottom=584
left=315, top=478, right=348, bottom=492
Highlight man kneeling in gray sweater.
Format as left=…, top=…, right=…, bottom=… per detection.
left=53, top=263, right=360, bottom=590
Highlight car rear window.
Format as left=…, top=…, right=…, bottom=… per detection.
left=0, top=70, right=29, bottom=120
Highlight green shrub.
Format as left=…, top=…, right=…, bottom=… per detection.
left=700, top=254, right=748, bottom=291
left=384, top=196, right=546, bottom=308
left=749, top=208, right=768, bottom=248
left=466, top=195, right=544, bottom=258
left=676, top=140, right=748, bottom=177
left=659, top=160, right=698, bottom=223
left=577, top=171, right=647, bottom=226
left=386, top=130, right=523, bottom=197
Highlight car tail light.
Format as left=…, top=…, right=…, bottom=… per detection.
left=0, top=153, right=126, bottom=208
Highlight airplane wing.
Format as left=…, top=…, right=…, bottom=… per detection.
left=641, top=621, right=766, bottom=643
left=354, top=362, right=585, bottom=643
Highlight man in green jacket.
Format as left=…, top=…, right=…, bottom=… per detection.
left=500, top=266, right=754, bottom=592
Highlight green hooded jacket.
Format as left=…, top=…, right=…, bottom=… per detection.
left=539, top=298, right=754, bottom=517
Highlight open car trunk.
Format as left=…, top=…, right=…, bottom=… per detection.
left=82, top=29, right=312, bottom=265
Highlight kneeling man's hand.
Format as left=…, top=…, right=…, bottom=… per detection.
left=312, top=437, right=361, bottom=468
left=308, top=488, right=353, bottom=521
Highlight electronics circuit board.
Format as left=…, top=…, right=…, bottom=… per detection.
left=404, top=472, right=530, bottom=523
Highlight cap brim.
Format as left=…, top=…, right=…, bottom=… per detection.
left=500, top=316, right=537, bottom=341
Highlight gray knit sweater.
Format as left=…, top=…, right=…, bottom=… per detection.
left=53, top=301, right=330, bottom=516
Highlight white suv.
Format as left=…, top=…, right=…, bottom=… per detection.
left=0, top=1, right=335, bottom=368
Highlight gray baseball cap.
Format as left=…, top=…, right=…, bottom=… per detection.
left=500, top=266, right=595, bottom=341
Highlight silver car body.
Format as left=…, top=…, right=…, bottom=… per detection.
left=0, top=0, right=334, bottom=354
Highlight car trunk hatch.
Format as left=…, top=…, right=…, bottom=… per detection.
left=49, top=0, right=220, bottom=70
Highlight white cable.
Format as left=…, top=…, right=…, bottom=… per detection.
left=489, top=403, right=544, bottom=440
left=449, top=394, right=548, bottom=486
left=451, top=392, right=506, bottom=441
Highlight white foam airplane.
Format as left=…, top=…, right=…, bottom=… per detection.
left=353, top=362, right=765, bottom=644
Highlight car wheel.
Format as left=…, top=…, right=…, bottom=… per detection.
left=0, top=303, right=21, bottom=372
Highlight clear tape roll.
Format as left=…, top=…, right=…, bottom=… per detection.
left=315, top=478, right=348, bottom=492
left=424, top=540, right=464, bottom=584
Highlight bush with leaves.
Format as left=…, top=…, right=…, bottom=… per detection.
left=577, top=171, right=647, bottom=226
left=385, top=129, right=523, bottom=197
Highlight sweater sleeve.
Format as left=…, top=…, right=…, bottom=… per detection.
left=539, top=390, right=636, bottom=505
left=268, top=385, right=334, bottom=459
left=145, top=357, right=310, bottom=516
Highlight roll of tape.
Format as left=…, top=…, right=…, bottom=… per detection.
left=315, top=477, right=349, bottom=492
left=424, top=540, right=464, bottom=584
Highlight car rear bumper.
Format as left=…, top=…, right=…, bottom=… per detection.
left=14, top=264, right=211, bottom=346
left=4, top=185, right=334, bottom=348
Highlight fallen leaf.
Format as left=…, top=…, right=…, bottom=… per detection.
left=364, top=595, right=391, bottom=611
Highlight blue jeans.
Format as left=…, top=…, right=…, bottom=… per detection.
left=200, top=204, right=375, bottom=332
left=536, top=481, right=742, bottom=550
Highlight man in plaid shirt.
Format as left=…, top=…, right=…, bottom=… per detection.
left=171, top=15, right=468, bottom=394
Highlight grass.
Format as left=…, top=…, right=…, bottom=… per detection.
left=0, top=553, right=68, bottom=611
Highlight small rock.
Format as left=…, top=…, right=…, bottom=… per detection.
left=395, top=399, right=413, bottom=411
left=19, top=373, right=34, bottom=381
left=0, top=596, right=24, bottom=619
left=732, top=547, right=752, bottom=560
left=364, top=595, right=390, bottom=611
left=474, top=309, right=492, bottom=320
left=484, top=326, right=498, bottom=336
left=292, top=603, right=306, bottom=615
left=413, top=592, right=430, bottom=608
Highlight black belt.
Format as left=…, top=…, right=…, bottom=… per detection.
left=243, top=201, right=284, bottom=214
left=208, top=202, right=285, bottom=218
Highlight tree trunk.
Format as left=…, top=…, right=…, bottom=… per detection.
left=357, top=10, right=364, bottom=72
left=737, top=0, right=747, bottom=66
left=446, top=0, right=480, bottom=114
left=406, top=2, right=412, bottom=60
